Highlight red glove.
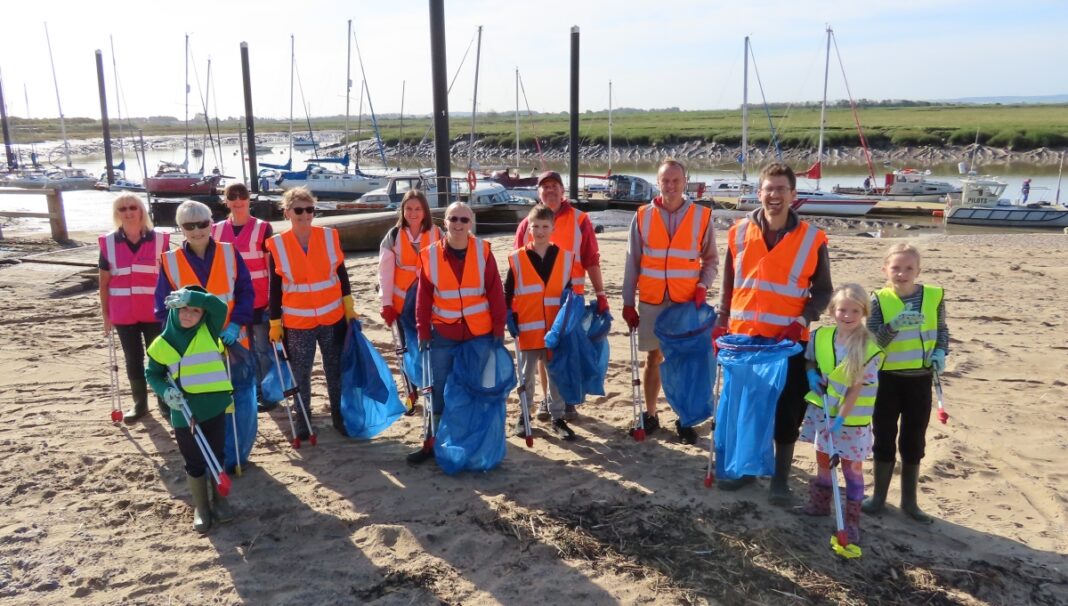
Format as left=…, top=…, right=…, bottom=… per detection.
left=711, top=325, right=728, bottom=354
left=596, top=293, right=610, bottom=314
left=694, top=288, right=707, bottom=308
left=380, top=305, right=399, bottom=327
left=777, top=320, right=806, bottom=343
left=622, top=305, right=639, bottom=330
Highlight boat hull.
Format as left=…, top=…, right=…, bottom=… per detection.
left=145, top=175, right=221, bottom=196
left=945, top=205, right=1068, bottom=228
left=737, top=195, right=877, bottom=217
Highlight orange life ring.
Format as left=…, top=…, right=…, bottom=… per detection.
left=467, top=169, right=477, bottom=192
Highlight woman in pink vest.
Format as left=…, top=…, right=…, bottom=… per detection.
left=98, top=193, right=171, bottom=423
left=211, top=182, right=279, bottom=411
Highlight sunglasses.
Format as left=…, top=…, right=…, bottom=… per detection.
left=447, top=215, right=471, bottom=224
left=289, top=206, right=315, bottom=215
left=181, top=220, right=212, bottom=231
left=117, top=206, right=139, bottom=212
left=226, top=194, right=248, bottom=202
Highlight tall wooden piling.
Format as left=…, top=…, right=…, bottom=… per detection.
left=95, top=50, right=114, bottom=186
left=241, top=42, right=259, bottom=193
left=429, top=0, right=451, bottom=209
left=569, top=26, right=580, bottom=201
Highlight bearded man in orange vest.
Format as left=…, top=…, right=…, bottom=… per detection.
left=512, top=170, right=607, bottom=423
left=713, top=162, right=834, bottom=504
left=621, top=158, right=718, bottom=445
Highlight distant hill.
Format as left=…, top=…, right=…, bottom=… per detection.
left=939, top=94, right=1068, bottom=105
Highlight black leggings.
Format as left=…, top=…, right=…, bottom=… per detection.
left=115, top=322, right=162, bottom=405
left=773, top=347, right=809, bottom=444
left=174, top=414, right=226, bottom=478
left=872, top=371, right=932, bottom=465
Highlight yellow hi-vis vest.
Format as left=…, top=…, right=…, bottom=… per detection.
left=804, top=326, right=884, bottom=426
left=147, top=325, right=233, bottom=394
left=875, top=284, right=943, bottom=371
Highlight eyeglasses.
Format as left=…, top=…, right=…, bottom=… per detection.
left=447, top=215, right=471, bottom=224
left=117, top=206, right=139, bottom=213
left=290, top=206, right=315, bottom=215
left=226, top=194, right=248, bottom=202
left=760, top=186, right=792, bottom=194
left=180, top=220, right=212, bottom=231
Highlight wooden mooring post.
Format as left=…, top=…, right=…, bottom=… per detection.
left=0, top=188, right=70, bottom=243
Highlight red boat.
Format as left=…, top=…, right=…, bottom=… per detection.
left=144, top=163, right=221, bottom=196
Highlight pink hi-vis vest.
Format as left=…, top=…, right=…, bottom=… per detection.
left=212, top=217, right=269, bottom=309
left=99, top=230, right=170, bottom=325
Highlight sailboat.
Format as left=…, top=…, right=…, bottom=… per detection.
left=145, top=35, right=221, bottom=197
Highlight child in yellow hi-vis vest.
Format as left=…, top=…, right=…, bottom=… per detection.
left=798, top=284, right=885, bottom=547
left=146, top=286, right=234, bottom=533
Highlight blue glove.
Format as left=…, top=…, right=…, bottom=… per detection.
left=219, top=323, right=241, bottom=345
left=806, top=369, right=825, bottom=395
left=418, top=339, right=430, bottom=352
left=830, top=416, right=845, bottom=433
left=163, top=387, right=185, bottom=411
left=506, top=311, right=519, bottom=338
left=930, top=348, right=946, bottom=375
left=164, top=289, right=192, bottom=310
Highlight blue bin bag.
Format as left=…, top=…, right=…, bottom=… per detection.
left=653, top=303, right=718, bottom=427
left=261, top=344, right=295, bottom=404
left=340, top=321, right=406, bottom=439
left=545, top=291, right=592, bottom=405
left=435, top=337, right=516, bottom=475
left=582, top=302, right=613, bottom=397
left=713, top=335, right=802, bottom=480
left=398, top=284, right=425, bottom=388
left=224, top=343, right=258, bottom=471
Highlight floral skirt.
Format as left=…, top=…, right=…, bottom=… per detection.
left=798, top=404, right=873, bottom=461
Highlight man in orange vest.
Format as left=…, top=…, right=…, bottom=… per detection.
left=513, top=170, right=607, bottom=423
left=713, top=162, right=833, bottom=503
left=621, top=158, right=718, bottom=445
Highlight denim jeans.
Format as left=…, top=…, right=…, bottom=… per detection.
left=247, top=314, right=278, bottom=404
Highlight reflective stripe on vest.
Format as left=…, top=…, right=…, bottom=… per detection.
left=147, top=325, right=233, bottom=394
left=392, top=225, right=442, bottom=310
left=727, top=218, right=825, bottom=340
left=636, top=202, right=710, bottom=304
left=523, top=206, right=587, bottom=295
left=422, top=235, right=492, bottom=335
left=212, top=218, right=269, bottom=308
left=804, top=326, right=883, bottom=426
left=509, top=247, right=571, bottom=350
left=267, top=227, right=345, bottom=329
left=162, top=242, right=238, bottom=314
left=875, top=285, right=943, bottom=370
left=100, top=230, right=169, bottom=325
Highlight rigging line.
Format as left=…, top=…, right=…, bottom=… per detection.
left=516, top=70, right=546, bottom=171
left=108, top=36, right=126, bottom=165
left=209, top=62, right=224, bottom=174
left=350, top=27, right=387, bottom=167
left=417, top=28, right=479, bottom=148
left=112, top=70, right=145, bottom=177
left=293, top=61, right=321, bottom=158
left=773, top=35, right=826, bottom=147
left=187, top=45, right=220, bottom=171
left=747, top=42, right=783, bottom=162
left=831, top=31, right=875, bottom=182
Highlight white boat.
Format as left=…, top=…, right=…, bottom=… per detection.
left=278, top=163, right=431, bottom=201
left=833, top=169, right=960, bottom=202
left=353, top=177, right=519, bottom=211
left=944, top=176, right=1068, bottom=228
left=737, top=189, right=878, bottom=217
left=5, top=166, right=97, bottom=190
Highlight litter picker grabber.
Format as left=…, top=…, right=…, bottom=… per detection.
left=270, top=342, right=317, bottom=448
left=704, top=363, right=721, bottom=488
left=933, top=373, right=949, bottom=424
left=106, top=331, right=123, bottom=423
left=512, top=340, right=534, bottom=448
left=418, top=349, right=436, bottom=453
left=390, top=324, right=418, bottom=417
left=222, top=351, right=242, bottom=477
left=627, top=328, right=646, bottom=442
left=818, top=400, right=862, bottom=559
left=166, top=377, right=232, bottom=497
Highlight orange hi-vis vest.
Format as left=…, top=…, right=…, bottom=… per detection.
left=391, top=225, right=443, bottom=311
left=421, top=235, right=492, bottom=337
left=266, top=227, right=345, bottom=329
left=727, top=217, right=826, bottom=340
left=636, top=201, right=712, bottom=304
left=162, top=243, right=240, bottom=330
left=523, top=205, right=587, bottom=295
left=211, top=217, right=269, bottom=309
left=509, top=245, right=573, bottom=351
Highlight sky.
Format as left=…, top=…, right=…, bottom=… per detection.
left=2, top=0, right=1066, bottom=122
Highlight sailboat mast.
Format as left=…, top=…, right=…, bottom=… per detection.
left=43, top=23, right=71, bottom=167
left=816, top=26, right=832, bottom=191
left=400, top=80, right=406, bottom=146
left=515, top=68, right=520, bottom=171
left=288, top=35, right=295, bottom=165
left=356, top=80, right=363, bottom=167
left=344, top=20, right=352, bottom=175
left=109, top=36, right=126, bottom=167
left=1056, top=151, right=1064, bottom=205
left=741, top=36, right=749, bottom=182
left=24, top=85, right=37, bottom=166
left=608, top=80, right=613, bottom=175
left=184, top=34, right=190, bottom=171
left=467, top=25, right=483, bottom=171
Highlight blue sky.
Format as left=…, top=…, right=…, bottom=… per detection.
left=2, top=0, right=1065, bottom=121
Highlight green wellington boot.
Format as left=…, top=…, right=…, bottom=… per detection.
left=186, top=474, right=213, bottom=533
left=862, top=459, right=895, bottom=514
left=900, top=463, right=934, bottom=524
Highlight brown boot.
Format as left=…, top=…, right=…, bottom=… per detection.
left=798, top=479, right=831, bottom=516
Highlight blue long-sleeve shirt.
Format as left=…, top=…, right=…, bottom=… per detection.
left=154, top=239, right=255, bottom=327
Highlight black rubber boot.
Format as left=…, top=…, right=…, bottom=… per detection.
left=900, top=463, right=934, bottom=524
left=717, top=476, right=755, bottom=491
left=123, top=378, right=149, bottom=424
left=768, top=441, right=796, bottom=506
left=862, top=460, right=895, bottom=514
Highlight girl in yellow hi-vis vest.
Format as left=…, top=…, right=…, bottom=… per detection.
left=798, top=284, right=885, bottom=547
left=146, top=286, right=234, bottom=533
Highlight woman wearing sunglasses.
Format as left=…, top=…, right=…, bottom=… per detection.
left=408, top=202, right=507, bottom=464
left=265, top=187, right=358, bottom=438
left=155, top=200, right=254, bottom=356
left=99, top=193, right=173, bottom=423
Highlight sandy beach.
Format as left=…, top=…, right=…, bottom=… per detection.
left=1, top=225, right=1066, bottom=605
